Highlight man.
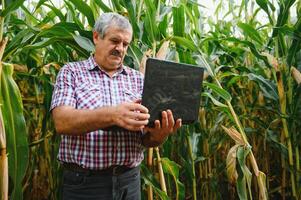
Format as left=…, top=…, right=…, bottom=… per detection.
left=51, top=12, right=182, bottom=200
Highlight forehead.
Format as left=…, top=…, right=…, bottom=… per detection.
left=104, top=27, right=132, bottom=42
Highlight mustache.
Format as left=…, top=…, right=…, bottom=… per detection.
left=111, top=50, right=122, bottom=57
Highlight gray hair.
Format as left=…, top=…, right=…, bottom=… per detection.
left=93, top=12, right=133, bottom=38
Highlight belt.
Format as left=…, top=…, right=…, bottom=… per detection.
left=61, top=162, right=134, bottom=176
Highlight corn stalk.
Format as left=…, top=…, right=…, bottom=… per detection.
left=0, top=64, right=8, bottom=200
left=276, top=65, right=296, bottom=197
left=0, top=4, right=8, bottom=197
left=186, top=128, right=197, bottom=200
left=196, top=53, right=267, bottom=199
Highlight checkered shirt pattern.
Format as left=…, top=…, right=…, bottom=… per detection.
left=50, top=56, right=145, bottom=170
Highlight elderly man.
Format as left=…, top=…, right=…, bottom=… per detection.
left=51, top=12, right=182, bottom=200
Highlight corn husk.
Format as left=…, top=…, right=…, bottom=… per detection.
left=258, top=91, right=265, bottom=106
left=13, top=64, right=28, bottom=73
left=156, top=41, right=170, bottom=60
left=139, top=49, right=152, bottom=74
left=203, top=71, right=209, bottom=80
left=291, top=67, right=301, bottom=85
left=262, top=52, right=279, bottom=71
left=0, top=38, right=8, bottom=61
left=199, top=107, right=206, bottom=128
left=222, top=126, right=245, bottom=145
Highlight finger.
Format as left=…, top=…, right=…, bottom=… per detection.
left=127, top=111, right=150, bottom=120
left=173, top=119, right=182, bottom=132
left=127, top=103, right=149, bottom=113
left=161, top=111, right=168, bottom=129
left=154, top=120, right=161, bottom=129
left=125, top=118, right=149, bottom=126
left=167, top=110, right=175, bottom=129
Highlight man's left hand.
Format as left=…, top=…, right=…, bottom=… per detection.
left=142, top=110, right=182, bottom=147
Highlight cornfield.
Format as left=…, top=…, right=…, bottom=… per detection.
left=0, top=0, right=301, bottom=199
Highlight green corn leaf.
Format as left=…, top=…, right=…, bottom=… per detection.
left=144, top=0, right=158, bottom=42
left=20, top=5, right=40, bottom=24
left=237, top=22, right=263, bottom=45
left=72, top=34, right=95, bottom=52
left=64, top=0, right=84, bottom=29
left=255, top=0, right=273, bottom=24
left=188, top=134, right=201, bottom=161
left=94, top=0, right=112, bottom=12
left=236, top=146, right=252, bottom=200
left=37, top=22, right=91, bottom=38
left=202, top=92, right=228, bottom=107
left=247, top=73, right=278, bottom=100
left=158, top=6, right=172, bottom=22
left=24, top=38, right=66, bottom=50
left=127, top=44, right=143, bottom=70
left=204, top=82, right=232, bottom=102
left=272, top=0, right=296, bottom=38
left=266, top=129, right=288, bottom=157
left=173, top=5, right=185, bottom=37
left=140, top=164, right=170, bottom=200
left=287, top=17, right=301, bottom=66
left=0, top=0, right=25, bottom=17
left=67, top=0, right=95, bottom=27
left=34, top=0, right=48, bottom=12
left=110, top=0, right=123, bottom=11
left=171, top=36, right=197, bottom=51
left=4, top=29, right=35, bottom=60
left=22, top=37, right=90, bottom=58
left=43, top=3, right=65, bottom=21
left=0, top=62, right=29, bottom=200
left=161, top=158, right=185, bottom=200
left=224, top=37, right=271, bottom=68
left=120, top=0, right=140, bottom=38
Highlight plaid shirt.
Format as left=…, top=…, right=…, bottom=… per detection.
left=51, top=56, right=145, bottom=170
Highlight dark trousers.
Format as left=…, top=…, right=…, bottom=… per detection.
left=62, top=166, right=141, bottom=200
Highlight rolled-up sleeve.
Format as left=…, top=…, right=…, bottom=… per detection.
left=50, top=65, right=76, bottom=111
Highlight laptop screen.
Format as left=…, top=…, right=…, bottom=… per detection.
left=142, top=58, right=204, bottom=126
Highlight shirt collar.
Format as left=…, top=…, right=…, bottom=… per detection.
left=87, top=55, right=129, bottom=75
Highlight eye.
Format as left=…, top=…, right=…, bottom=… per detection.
left=123, top=42, right=129, bottom=47
left=111, top=39, right=119, bottom=44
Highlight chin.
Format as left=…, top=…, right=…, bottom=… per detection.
left=106, top=62, right=121, bottom=69
left=111, top=59, right=122, bottom=66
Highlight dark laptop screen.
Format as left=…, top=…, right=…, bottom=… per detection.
left=142, top=58, right=204, bottom=126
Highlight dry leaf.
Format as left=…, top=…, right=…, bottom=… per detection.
left=226, top=144, right=240, bottom=184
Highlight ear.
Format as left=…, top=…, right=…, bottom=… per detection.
left=93, top=31, right=100, bottom=44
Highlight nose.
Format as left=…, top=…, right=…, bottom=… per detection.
left=115, top=42, right=124, bottom=52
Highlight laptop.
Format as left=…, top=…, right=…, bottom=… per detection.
left=142, top=58, right=204, bottom=126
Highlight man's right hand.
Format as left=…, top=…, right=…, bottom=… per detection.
left=113, top=102, right=150, bottom=131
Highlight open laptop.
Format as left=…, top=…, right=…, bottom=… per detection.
left=142, top=58, right=204, bottom=126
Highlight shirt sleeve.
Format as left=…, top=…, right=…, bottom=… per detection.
left=50, top=65, right=76, bottom=111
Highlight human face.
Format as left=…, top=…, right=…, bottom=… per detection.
left=93, top=27, right=132, bottom=76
